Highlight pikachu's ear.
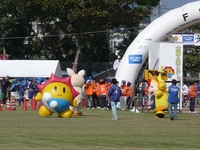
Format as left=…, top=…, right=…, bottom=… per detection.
left=66, top=68, right=75, bottom=76
left=154, top=76, right=159, bottom=83
left=148, top=73, right=154, bottom=79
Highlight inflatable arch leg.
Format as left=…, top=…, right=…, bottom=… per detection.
left=116, top=1, right=200, bottom=85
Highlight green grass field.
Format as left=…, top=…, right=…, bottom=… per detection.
left=0, top=106, right=200, bottom=150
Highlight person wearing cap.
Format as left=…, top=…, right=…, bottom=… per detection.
left=113, top=55, right=121, bottom=74
left=84, top=80, right=94, bottom=109
left=108, top=78, right=121, bottom=120
left=126, top=82, right=133, bottom=109
left=168, top=79, right=180, bottom=120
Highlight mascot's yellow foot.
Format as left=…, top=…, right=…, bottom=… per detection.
left=155, top=110, right=165, bottom=118
left=58, top=109, right=73, bottom=118
left=39, top=106, right=52, bottom=117
left=74, top=112, right=83, bottom=116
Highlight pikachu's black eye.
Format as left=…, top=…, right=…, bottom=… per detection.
left=63, top=87, right=66, bottom=93
left=54, top=86, right=57, bottom=92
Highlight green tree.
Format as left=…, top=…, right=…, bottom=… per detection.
left=0, top=0, right=160, bottom=62
left=181, top=24, right=200, bottom=77
left=0, top=0, right=30, bottom=59
left=183, top=46, right=200, bottom=76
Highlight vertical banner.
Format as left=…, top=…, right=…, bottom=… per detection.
left=159, top=43, right=183, bottom=109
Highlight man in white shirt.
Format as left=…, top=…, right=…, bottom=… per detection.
left=113, top=55, right=121, bottom=71
left=182, top=83, right=189, bottom=107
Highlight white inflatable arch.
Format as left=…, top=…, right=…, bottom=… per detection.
left=116, top=1, right=200, bottom=85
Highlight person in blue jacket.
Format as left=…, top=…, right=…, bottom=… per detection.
left=108, top=78, right=121, bottom=120
left=168, top=79, right=180, bottom=120
left=18, top=79, right=26, bottom=105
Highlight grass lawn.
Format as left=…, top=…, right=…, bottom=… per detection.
left=0, top=106, right=200, bottom=150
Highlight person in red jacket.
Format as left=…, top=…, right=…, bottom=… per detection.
left=119, top=80, right=129, bottom=110
left=84, top=80, right=94, bottom=109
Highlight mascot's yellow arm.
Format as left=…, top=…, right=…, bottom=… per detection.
left=71, top=99, right=77, bottom=107
left=35, top=93, right=42, bottom=101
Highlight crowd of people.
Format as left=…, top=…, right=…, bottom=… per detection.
left=0, top=76, right=47, bottom=106
left=83, top=77, right=135, bottom=120
left=83, top=77, right=134, bottom=112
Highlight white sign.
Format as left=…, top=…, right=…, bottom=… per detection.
left=159, top=43, right=183, bottom=109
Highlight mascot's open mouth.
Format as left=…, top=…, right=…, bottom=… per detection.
left=150, top=91, right=154, bottom=95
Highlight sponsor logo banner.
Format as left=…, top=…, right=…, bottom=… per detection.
left=129, top=54, right=142, bottom=64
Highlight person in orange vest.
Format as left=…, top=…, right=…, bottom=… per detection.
left=126, top=82, right=133, bottom=109
left=188, top=81, right=198, bottom=113
left=84, top=80, right=94, bottom=109
left=91, top=77, right=100, bottom=109
left=119, top=80, right=129, bottom=110
left=96, top=79, right=108, bottom=110
left=106, top=79, right=112, bottom=89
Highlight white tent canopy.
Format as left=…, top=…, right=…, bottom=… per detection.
left=0, top=60, right=63, bottom=78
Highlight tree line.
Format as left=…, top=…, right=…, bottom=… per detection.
left=0, top=0, right=159, bottom=62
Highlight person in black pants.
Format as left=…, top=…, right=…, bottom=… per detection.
left=91, top=77, right=100, bottom=108
left=2, top=76, right=11, bottom=105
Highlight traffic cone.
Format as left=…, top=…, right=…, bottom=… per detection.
left=12, top=99, right=16, bottom=111
left=22, top=97, right=27, bottom=111
left=0, top=101, right=2, bottom=111
left=31, top=98, right=36, bottom=110
left=6, top=98, right=10, bottom=111
left=38, top=101, right=42, bottom=110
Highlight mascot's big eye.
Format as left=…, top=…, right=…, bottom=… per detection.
left=63, top=87, right=66, bottom=93
left=54, top=86, right=57, bottom=92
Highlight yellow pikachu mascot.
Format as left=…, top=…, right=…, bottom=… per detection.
left=148, top=69, right=168, bottom=118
